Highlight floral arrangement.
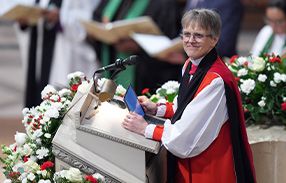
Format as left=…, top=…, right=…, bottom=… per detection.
left=141, top=81, right=180, bottom=103
left=0, top=72, right=107, bottom=183
left=228, top=54, right=286, bottom=126
left=53, top=167, right=104, bottom=183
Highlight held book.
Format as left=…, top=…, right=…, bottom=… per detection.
left=81, top=16, right=162, bottom=44
left=0, top=4, right=43, bottom=25
left=131, top=33, right=183, bottom=59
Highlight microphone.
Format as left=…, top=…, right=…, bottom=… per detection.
left=95, top=55, right=139, bottom=73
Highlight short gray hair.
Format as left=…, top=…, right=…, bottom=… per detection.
left=181, top=8, right=221, bottom=38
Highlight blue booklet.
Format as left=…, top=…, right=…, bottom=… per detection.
left=123, top=85, right=165, bottom=125
left=123, top=85, right=145, bottom=116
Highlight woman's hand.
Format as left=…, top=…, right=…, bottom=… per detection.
left=122, top=112, right=148, bottom=135
left=138, top=96, right=157, bottom=115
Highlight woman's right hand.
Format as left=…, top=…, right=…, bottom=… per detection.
left=138, top=96, right=157, bottom=115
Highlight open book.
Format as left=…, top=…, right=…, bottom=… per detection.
left=131, top=33, right=183, bottom=58
left=81, top=16, right=162, bottom=44
left=0, top=4, right=43, bottom=25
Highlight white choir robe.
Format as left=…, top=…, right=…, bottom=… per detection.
left=251, top=25, right=286, bottom=57
left=49, top=0, right=101, bottom=88
left=2, top=0, right=51, bottom=84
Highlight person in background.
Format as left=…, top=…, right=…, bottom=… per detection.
left=49, top=0, right=101, bottom=88
left=251, top=0, right=286, bottom=57
left=122, top=9, right=256, bottom=182
left=186, top=0, right=244, bottom=58
left=14, top=0, right=62, bottom=108
left=91, top=0, right=186, bottom=93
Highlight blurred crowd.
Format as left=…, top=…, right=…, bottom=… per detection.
left=0, top=0, right=285, bottom=108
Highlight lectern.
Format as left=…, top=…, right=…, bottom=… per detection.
left=52, top=81, right=166, bottom=183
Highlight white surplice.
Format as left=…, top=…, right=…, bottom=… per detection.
left=49, top=0, right=101, bottom=87
left=251, top=25, right=286, bottom=56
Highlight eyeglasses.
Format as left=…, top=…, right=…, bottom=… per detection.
left=264, top=17, right=286, bottom=26
left=180, top=32, right=212, bottom=41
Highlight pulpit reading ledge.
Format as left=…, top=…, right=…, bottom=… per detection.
left=52, top=82, right=166, bottom=183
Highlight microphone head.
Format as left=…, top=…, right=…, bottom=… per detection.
left=125, top=55, right=139, bottom=65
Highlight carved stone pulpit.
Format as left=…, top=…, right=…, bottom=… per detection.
left=52, top=82, right=166, bottom=183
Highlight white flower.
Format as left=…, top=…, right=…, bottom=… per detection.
left=257, top=74, right=267, bottom=82
left=115, top=84, right=126, bottom=96
left=32, top=129, right=43, bottom=139
left=78, top=80, right=90, bottom=93
left=36, top=138, right=42, bottom=145
left=23, top=160, right=40, bottom=172
left=3, top=179, right=12, bottom=183
left=59, top=88, right=71, bottom=97
left=67, top=71, right=85, bottom=80
left=65, top=167, right=83, bottom=182
left=12, top=162, right=24, bottom=172
left=258, top=100, right=266, bottom=107
left=22, top=108, right=29, bottom=116
left=27, top=173, right=36, bottom=181
left=41, top=85, right=57, bottom=99
left=249, top=56, right=265, bottom=72
left=270, top=80, right=277, bottom=87
left=240, top=79, right=255, bottom=95
left=44, top=133, right=51, bottom=138
left=36, top=147, right=49, bottom=159
left=237, top=56, right=248, bottom=66
left=237, top=68, right=248, bottom=77
left=161, top=80, right=180, bottom=93
left=38, top=180, right=51, bottom=183
left=50, top=94, right=60, bottom=102
left=283, top=97, right=286, bottom=102
left=273, top=72, right=286, bottom=83
left=22, top=144, right=33, bottom=156
left=14, top=132, right=27, bottom=146
left=44, top=107, right=59, bottom=119
left=93, top=173, right=105, bottom=181
left=21, top=178, right=28, bottom=183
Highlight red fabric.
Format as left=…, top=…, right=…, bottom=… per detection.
left=189, top=64, right=198, bottom=75
left=174, top=71, right=236, bottom=183
left=176, top=122, right=236, bottom=183
left=164, top=102, right=174, bottom=118
left=152, top=125, right=164, bottom=141
left=209, top=58, right=256, bottom=182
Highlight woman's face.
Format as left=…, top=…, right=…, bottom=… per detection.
left=265, top=7, right=286, bottom=34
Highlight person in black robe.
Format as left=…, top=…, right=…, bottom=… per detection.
left=90, top=0, right=186, bottom=94
left=19, top=0, right=62, bottom=108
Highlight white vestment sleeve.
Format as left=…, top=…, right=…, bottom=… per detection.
left=161, top=76, right=228, bottom=158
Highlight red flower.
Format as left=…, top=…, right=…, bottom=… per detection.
left=269, top=56, right=282, bottom=63
left=141, top=88, right=150, bottom=95
left=13, top=145, right=17, bottom=152
left=40, top=161, right=54, bottom=170
left=8, top=172, right=20, bottom=179
left=85, top=175, right=97, bottom=183
left=281, top=102, right=286, bottom=111
left=229, top=55, right=238, bottom=64
left=23, top=156, right=29, bottom=162
left=71, top=84, right=80, bottom=92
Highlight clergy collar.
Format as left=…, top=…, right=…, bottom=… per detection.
left=189, top=57, right=203, bottom=66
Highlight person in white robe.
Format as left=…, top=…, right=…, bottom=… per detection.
left=251, top=0, right=286, bottom=57
left=49, top=0, right=101, bottom=88
left=4, top=0, right=62, bottom=107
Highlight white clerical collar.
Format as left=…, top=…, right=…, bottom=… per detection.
left=190, top=57, right=203, bottom=66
